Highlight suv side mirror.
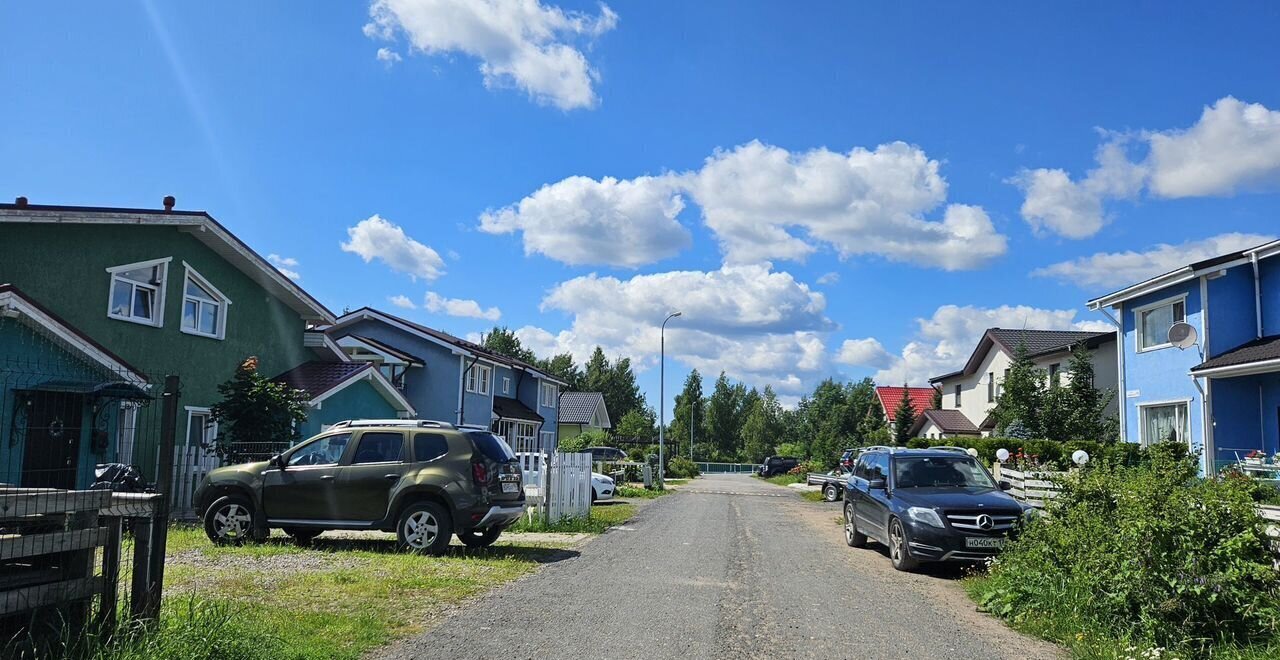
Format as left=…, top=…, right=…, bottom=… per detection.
left=269, top=454, right=285, bottom=470
left=998, top=480, right=1012, bottom=491
left=868, top=478, right=887, bottom=490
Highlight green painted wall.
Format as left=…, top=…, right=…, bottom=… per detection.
left=299, top=379, right=401, bottom=438
left=559, top=424, right=584, bottom=441
left=0, top=224, right=310, bottom=473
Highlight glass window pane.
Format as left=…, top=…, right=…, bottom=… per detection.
left=183, top=300, right=198, bottom=330
left=288, top=433, right=351, bottom=466
left=352, top=432, right=404, bottom=464
left=413, top=433, right=450, bottom=462
left=111, top=280, right=132, bottom=316
left=119, top=265, right=161, bottom=285
left=188, top=414, right=208, bottom=447
left=132, top=287, right=153, bottom=319
left=199, top=301, right=218, bottom=334
left=1141, top=303, right=1176, bottom=348
left=185, top=277, right=217, bottom=302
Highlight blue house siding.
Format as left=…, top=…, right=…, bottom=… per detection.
left=1119, top=282, right=1206, bottom=458
left=300, top=380, right=401, bottom=438
left=1207, top=267, right=1257, bottom=357
left=335, top=318, right=464, bottom=423
left=1262, top=257, right=1280, bottom=336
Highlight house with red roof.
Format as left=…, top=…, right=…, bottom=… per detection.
left=875, top=385, right=937, bottom=428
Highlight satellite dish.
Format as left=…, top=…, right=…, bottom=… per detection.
left=1168, top=322, right=1198, bottom=350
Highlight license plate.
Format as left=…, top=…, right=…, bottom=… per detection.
left=965, top=537, right=1005, bottom=549
left=501, top=482, right=519, bottom=493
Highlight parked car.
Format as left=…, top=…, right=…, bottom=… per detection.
left=758, top=456, right=800, bottom=477
left=806, top=467, right=852, bottom=501
left=591, top=472, right=615, bottom=501
left=838, top=448, right=857, bottom=470
left=587, top=446, right=627, bottom=463
left=194, top=419, right=526, bottom=554
left=842, top=447, right=1032, bottom=571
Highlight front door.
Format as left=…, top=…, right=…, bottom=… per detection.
left=262, top=432, right=352, bottom=521
left=336, top=431, right=408, bottom=522
left=21, top=391, right=85, bottom=489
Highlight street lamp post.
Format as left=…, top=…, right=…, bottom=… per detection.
left=659, top=311, right=681, bottom=485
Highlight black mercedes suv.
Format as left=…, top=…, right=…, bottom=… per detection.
left=842, top=447, right=1032, bottom=571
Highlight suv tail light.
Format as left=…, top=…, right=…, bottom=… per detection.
left=472, top=462, right=489, bottom=485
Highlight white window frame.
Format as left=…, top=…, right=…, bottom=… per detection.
left=502, top=377, right=511, bottom=395
left=539, top=430, right=556, bottom=451
left=180, top=263, right=232, bottom=340
left=1134, top=294, right=1188, bottom=353
left=467, top=364, right=491, bottom=395
left=106, top=257, right=171, bottom=327
left=541, top=381, right=558, bottom=408
left=117, top=402, right=140, bottom=466
left=1137, top=399, right=1192, bottom=448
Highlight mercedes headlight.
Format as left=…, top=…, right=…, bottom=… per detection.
left=907, top=506, right=944, bottom=528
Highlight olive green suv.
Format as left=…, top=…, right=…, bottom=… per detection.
left=194, top=419, right=526, bottom=554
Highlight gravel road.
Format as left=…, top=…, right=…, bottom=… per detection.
left=374, top=474, right=1062, bottom=660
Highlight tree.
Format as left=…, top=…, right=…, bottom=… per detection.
left=209, top=356, right=311, bottom=464
left=539, top=352, right=583, bottom=391
left=931, top=386, right=943, bottom=411
left=704, top=372, right=745, bottom=459
left=481, top=326, right=536, bottom=363
left=892, top=383, right=918, bottom=445
left=615, top=408, right=655, bottom=440
left=1054, top=342, right=1118, bottom=442
left=742, top=385, right=783, bottom=463
left=991, top=343, right=1046, bottom=437
left=670, top=369, right=704, bottom=458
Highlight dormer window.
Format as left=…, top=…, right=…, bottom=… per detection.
left=181, top=265, right=231, bottom=339
left=107, top=258, right=170, bottom=326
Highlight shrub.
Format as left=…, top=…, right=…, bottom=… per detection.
left=559, top=429, right=608, bottom=454
left=666, top=456, right=700, bottom=479
left=775, top=442, right=805, bottom=458
left=971, top=445, right=1280, bottom=655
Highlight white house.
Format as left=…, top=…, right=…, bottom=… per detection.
left=928, top=328, right=1119, bottom=436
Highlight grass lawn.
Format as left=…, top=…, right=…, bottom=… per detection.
left=509, top=502, right=637, bottom=533
left=156, top=526, right=578, bottom=659
left=800, top=490, right=826, bottom=502
left=616, top=485, right=672, bottom=499
left=756, top=473, right=804, bottom=486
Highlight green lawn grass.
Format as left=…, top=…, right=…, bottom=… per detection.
left=756, top=473, right=804, bottom=486
left=508, top=503, right=637, bottom=533
left=617, top=485, right=670, bottom=499
left=800, top=490, right=826, bottom=502
left=155, top=526, right=575, bottom=659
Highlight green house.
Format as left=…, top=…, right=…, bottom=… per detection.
left=0, top=200, right=412, bottom=496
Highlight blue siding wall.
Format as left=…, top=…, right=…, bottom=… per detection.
left=1262, top=257, right=1280, bottom=337
left=300, top=379, right=401, bottom=438
left=460, top=359, right=497, bottom=427
left=1212, top=377, right=1265, bottom=461
left=1120, top=282, right=1205, bottom=456
left=336, top=319, right=464, bottom=423
left=1206, top=267, right=1258, bottom=357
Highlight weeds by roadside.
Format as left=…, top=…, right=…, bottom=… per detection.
left=800, top=490, right=826, bottom=502
left=617, top=485, right=669, bottom=499
left=756, top=473, right=804, bottom=486
left=509, top=503, right=637, bottom=534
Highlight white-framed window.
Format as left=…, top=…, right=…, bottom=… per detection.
left=117, top=402, right=140, bottom=466
left=466, top=364, right=491, bottom=395
left=540, top=382, right=558, bottom=408
left=181, top=265, right=231, bottom=339
left=1138, top=400, right=1190, bottom=447
left=1135, top=295, right=1187, bottom=352
left=502, top=377, right=511, bottom=394
left=107, top=257, right=171, bottom=326
left=540, top=430, right=556, bottom=451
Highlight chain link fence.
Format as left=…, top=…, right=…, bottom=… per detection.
left=1, top=316, right=177, bottom=656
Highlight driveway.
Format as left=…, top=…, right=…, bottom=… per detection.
left=375, top=473, right=1061, bottom=660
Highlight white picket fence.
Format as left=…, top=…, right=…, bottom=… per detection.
left=993, top=464, right=1066, bottom=509
left=171, top=444, right=220, bottom=517
left=517, top=451, right=592, bottom=524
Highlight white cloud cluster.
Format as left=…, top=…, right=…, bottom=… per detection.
left=388, top=294, right=417, bottom=309
left=341, top=214, right=446, bottom=281
left=376, top=47, right=402, bottom=64
left=515, top=264, right=832, bottom=395
left=424, top=291, right=502, bottom=321
left=1032, top=232, right=1276, bottom=289
left=364, top=0, right=618, bottom=110
left=479, top=175, right=690, bottom=268
left=267, top=254, right=301, bottom=280
left=1014, top=97, right=1280, bottom=237
left=837, top=304, right=1112, bottom=386
left=484, top=140, right=1008, bottom=270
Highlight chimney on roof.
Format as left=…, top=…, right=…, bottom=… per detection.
left=14, top=196, right=28, bottom=207
left=163, top=195, right=176, bottom=212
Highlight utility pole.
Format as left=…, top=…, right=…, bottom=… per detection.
left=659, top=311, right=681, bottom=486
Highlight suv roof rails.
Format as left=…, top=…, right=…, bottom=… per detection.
left=330, top=419, right=457, bottom=430
left=928, top=446, right=973, bottom=454
left=861, top=445, right=894, bottom=453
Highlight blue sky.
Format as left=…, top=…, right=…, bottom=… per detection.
left=4, top=1, right=1280, bottom=414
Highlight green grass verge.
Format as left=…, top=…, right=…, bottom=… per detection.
left=157, top=526, right=573, bottom=659
left=800, top=490, right=826, bottom=502
left=616, top=485, right=670, bottom=499
left=508, top=503, right=638, bottom=533
left=756, top=473, right=804, bottom=486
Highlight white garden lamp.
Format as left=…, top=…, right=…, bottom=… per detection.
left=966, top=448, right=979, bottom=458
left=1072, top=449, right=1090, bottom=466
left=996, top=448, right=1011, bottom=463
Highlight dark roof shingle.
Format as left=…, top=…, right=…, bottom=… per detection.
left=493, top=396, right=543, bottom=423
left=273, top=361, right=371, bottom=399
left=1192, top=335, right=1280, bottom=373
left=988, top=329, right=1113, bottom=358
left=918, top=409, right=980, bottom=434
left=559, top=392, right=608, bottom=425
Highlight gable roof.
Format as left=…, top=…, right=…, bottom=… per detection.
left=273, top=360, right=414, bottom=415
left=913, top=409, right=981, bottom=435
left=559, top=392, right=611, bottom=427
left=325, top=307, right=567, bottom=386
left=1191, top=334, right=1280, bottom=377
left=0, top=203, right=335, bottom=323
left=1087, top=237, right=1279, bottom=310
left=875, top=386, right=935, bottom=422
left=339, top=334, right=424, bottom=366
left=492, top=396, right=543, bottom=423
left=930, top=328, right=1114, bottom=384
left=0, top=284, right=148, bottom=385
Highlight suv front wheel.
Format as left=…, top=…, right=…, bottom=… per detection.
left=204, top=495, right=265, bottom=545
left=843, top=503, right=867, bottom=548
left=888, top=518, right=919, bottom=571
left=396, top=501, right=453, bottom=555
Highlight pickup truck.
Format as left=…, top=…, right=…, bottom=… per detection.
left=806, top=467, right=853, bottom=501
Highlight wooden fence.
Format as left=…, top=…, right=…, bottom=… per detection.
left=992, top=464, right=1067, bottom=509
left=170, top=444, right=220, bottom=519
left=516, top=451, right=592, bottom=524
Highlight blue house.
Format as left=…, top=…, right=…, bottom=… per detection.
left=323, top=308, right=566, bottom=451
left=1088, top=239, right=1280, bottom=473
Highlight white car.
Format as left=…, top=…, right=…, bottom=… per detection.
left=591, top=472, right=615, bottom=502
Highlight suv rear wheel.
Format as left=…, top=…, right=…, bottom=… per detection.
left=396, top=501, right=453, bottom=555
left=204, top=495, right=264, bottom=545
left=888, top=518, right=919, bottom=571
left=458, top=527, right=502, bottom=548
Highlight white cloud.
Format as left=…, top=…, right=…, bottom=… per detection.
left=376, top=47, right=403, bottom=64
left=479, top=175, right=690, bottom=267
left=835, top=338, right=893, bottom=369
left=856, top=304, right=1111, bottom=386
left=341, top=214, right=446, bottom=281
left=485, top=139, right=1008, bottom=270
left=266, top=254, right=301, bottom=280
left=424, top=291, right=501, bottom=321
left=388, top=294, right=417, bottom=309
left=522, top=264, right=832, bottom=395
left=1014, top=97, right=1280, bottom=237
left=816, top=272, right=840, bottom=285
left=1032, top=232, right=1276, bottom=289
left=364, top=0, right=618, bottom=110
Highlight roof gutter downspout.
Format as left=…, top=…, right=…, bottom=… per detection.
left=1098, top=306, right=1127, bottom=444
left=1253, top=253, right=1263, bottom=339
